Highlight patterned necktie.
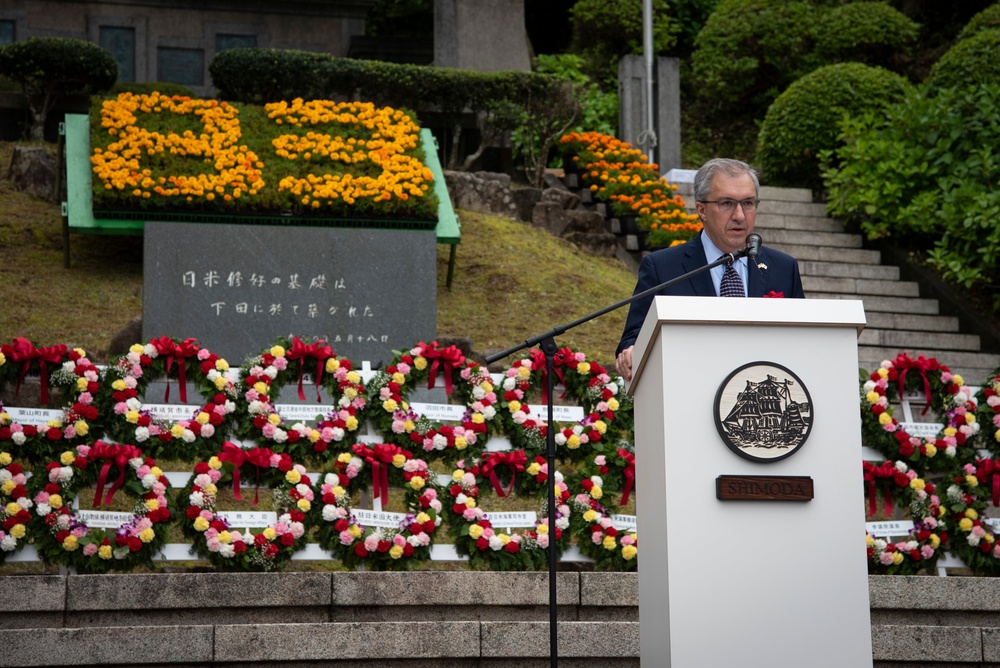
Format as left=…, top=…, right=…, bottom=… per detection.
left=719, top=258, right=745, bottom=297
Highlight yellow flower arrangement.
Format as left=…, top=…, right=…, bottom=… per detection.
left=90, top=93, right=437, bottom=220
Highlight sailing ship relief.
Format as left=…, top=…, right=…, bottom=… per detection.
left=713, top=362, right=814, bottom=463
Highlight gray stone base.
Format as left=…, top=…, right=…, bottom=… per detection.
left=1, top=573, right=997, bottom=666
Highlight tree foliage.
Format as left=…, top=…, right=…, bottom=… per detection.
left=689, top=0, right=918, bottom=160
left=569, top=0, right=678, bottom=83
left=0, top=37, right=117, bottom=140
left=822, top=85, right=1000, bottom=309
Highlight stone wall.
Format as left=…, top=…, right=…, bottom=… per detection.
left=1, top=573, right=999, bottom=666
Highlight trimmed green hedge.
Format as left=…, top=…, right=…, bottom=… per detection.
left=926, top=28, right=1000, bottom=92
left=209, top=47, right=562, bottom=118
left=757, top=62, right=912, bottom=192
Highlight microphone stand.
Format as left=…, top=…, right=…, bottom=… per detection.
left=484, top=241, right=758, bottom=666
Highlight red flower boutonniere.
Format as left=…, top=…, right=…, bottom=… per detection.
left=763, top=291, right=784, bottom=298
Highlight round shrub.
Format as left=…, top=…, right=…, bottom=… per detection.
left=692, top=0, right=817, bottom=110
left=812, top=2, right=919, bottom=68
left=926, top=28, right=1000, bottom=92
left=956, top=3, right=1000, bottom=42
left=757, top=62, right=912, bottom=191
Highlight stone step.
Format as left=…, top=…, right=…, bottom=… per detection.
left=858, top=347, right=1000, bottom=383
left=801, top=275, right=920, bottom=297
left=798, top=260, right=899, bottom=281
left=808, top=292, right=940, bottom=315
left=755, top=214, right=844, bottom=233
left=672, top=183, right=814, bottom=203
left=865, top=312, right=960, bottom=333
left=765, top=228, right=862, bottom=248
left=768, top=243, right=882, bottom=264
left=759, top=185, right=813, bottom=202
left=859, top=329, right=983, bottom=352
left=758, top=199, right=829, bottom=217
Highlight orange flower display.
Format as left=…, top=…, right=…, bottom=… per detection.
left=559, top=131, right=701, bottom=249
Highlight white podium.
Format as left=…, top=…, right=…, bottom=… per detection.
left=628, top=296, right=872, bottom=667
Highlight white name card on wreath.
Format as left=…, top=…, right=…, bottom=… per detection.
left=273, top=404, right=333, bottom=422
left=986, top=518, right=1000, bottom=533
left=485, top=511, right=537, bottom=531
left=352, top=508, right=407, bottom=529
left=898, top=422, right=944, bottom=439
left=143, top=404, right=202, bottom=421
left=217, top=510, right=277, bottom=529
left=4, top=407, right=63, bottom=423
left=409, top=403, right=466, bottom=422
left=612, top=514, right=637, bottom=532
left=77, top=510, right=133, bottom=528
left=866, top=520, right=915, bottom=538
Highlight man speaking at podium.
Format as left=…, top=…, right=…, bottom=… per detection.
left=615, top=158, right=805, bottom=381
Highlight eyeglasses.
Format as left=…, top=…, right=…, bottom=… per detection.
left=698, top=198, right=760, bottom=213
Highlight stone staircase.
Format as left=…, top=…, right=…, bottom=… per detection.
left=747, top=185, right=1000, bottom=384
left=591, top=178, right=1000, bottom=385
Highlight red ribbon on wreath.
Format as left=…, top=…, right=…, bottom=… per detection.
left=217, top=442, right=273, bottom=505
left=355, top=442, right=404, bottom=505
left=977, top=459, right=1000, bottom=508
left=423, top=344, right=464, bottom=395
left=286, top=336, right=332, bottom=402
left=90, top=442, right=144, bottom=507
left=11, top=337, right=67, bottom=405
left=893, top=352, right=938, bottom=416
left=862, top=461, right=904, bottom=517
left=480, top=450, right=528, bottom=498
left=529, top=348, right=567, bottom=405
left=619, top=448, right=636, bottom=506
left=150, top=336, right=199, bottom=404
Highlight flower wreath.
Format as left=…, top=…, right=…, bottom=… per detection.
left=563, top=451, right=638, bottom=571
left=863, top=460, right=945, bottom=575
left=0, top=450, right=33, bottom=563
left=860, top=352, right=979, bottom=472
left=366, top=341, right=490, bottom=463
left=443, top=451, right=572, bottom=571
left=312, top=442, right=441, bottom=569
left=568, top=484, right=638, bottom=572
left=939, top=458, right=1000, bottom=576
left=30, top=442, right=172, bottom=573
left=494, top=347, right=625, bottom=460
left=99, top=337, right=238, bottom=461
left=237, top=337, right=366, bottom=465
left=0, top=346, right=102, bottom=464
left=179, top=444, right=315, bottom=572
left=975, top=371, right=1000, bottom=456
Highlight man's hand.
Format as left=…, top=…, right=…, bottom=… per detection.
left=616, top=345, right=634, bottom=382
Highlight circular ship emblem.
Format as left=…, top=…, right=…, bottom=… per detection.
left=713, top=362, right=813, bottom=463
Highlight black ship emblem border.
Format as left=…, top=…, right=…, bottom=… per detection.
left=713, top=361, right=813, bottom=463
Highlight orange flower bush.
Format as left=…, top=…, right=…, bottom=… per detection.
left=559, top=131, right=701, bottom=249
left=90, top=93, right=437, bottom=220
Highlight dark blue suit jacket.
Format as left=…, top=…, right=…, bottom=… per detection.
left=615, top=234, right=805, bottom=355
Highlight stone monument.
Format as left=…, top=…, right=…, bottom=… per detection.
left=434, top=0, right=531, bottom=72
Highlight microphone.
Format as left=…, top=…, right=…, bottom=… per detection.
left=746, top=233, right=762, bottom=260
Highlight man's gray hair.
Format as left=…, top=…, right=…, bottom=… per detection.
left=693, top=158, right=760, bottom=202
